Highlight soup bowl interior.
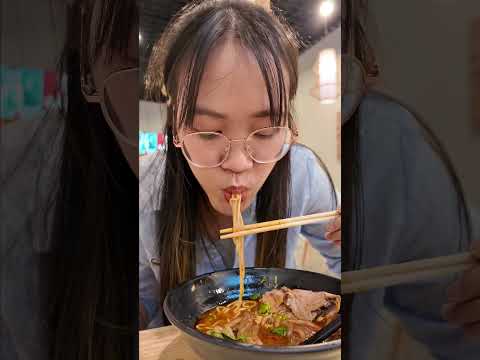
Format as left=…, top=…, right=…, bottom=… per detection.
left=163, top=267, right=341, bottom=360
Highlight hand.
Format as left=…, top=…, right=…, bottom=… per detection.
left=325, top=209, right=341, bottom=247
left=442, top=240, right=480, bottom=337
left=139, top=302, right=149, bottom=330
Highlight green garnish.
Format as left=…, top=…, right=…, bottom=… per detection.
left=258, top=303, right=271, bottom=315
left=207, top=330, right=224, bottom=339
left=236, top=335, right=248, bottom=343
left=221, top=332, right=236, bottom=340
left=260, top=276, right=267, bottom=284
left=275, top=313, right=288, bottom=321
left=271, top=326, right=288, bottom=337
left=250, top=292, right=261, bottom=300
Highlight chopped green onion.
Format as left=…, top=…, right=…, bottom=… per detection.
left=236, top=335, right=248, bottom=343
left=258, top=303, right=271, bottom=315
left=221, top=332, right=236, bottom=340
left=271, top=327, right=288, bottom=337
left=207, top=330, right=224, bottom=339
left=250, top=292, right=261, bottom=300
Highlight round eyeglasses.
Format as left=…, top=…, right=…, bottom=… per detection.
left=173, top=126, right=297, bottom=168
left=82, top=67, right=139, bottom=148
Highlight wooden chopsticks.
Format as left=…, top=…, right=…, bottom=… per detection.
left=219, top=210, right=340, bottom=240
left=341, top=252, right=475, bottom=294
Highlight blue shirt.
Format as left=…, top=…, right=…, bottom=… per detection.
left=346, top=91, right=479, bottom=360
left=139, top=144, right=340, bottom=327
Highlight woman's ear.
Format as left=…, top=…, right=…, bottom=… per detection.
left=173, top=136, right=182, bottom=148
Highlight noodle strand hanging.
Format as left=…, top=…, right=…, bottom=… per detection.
left=230, top=194, right=245, bottom=302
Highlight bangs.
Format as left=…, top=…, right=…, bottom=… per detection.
left=146, top=0, right=299, bottom=135
left=80, top=0, right=138, bottom=69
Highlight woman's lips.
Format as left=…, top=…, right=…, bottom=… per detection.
left=223, top=186, right=248, bottom=202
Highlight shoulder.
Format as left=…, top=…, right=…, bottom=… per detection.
left=289, top=143, right=318, bottom=166
left=289, top=144, right=331, bottom=184
left=358, top=90, right=425, bottom=140
left=288, top=144, right=337, bottom=211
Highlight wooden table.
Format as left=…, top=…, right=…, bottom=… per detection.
left=140, top=325, right=341, bottom=360
left=139, top=326, right=201, bottom=360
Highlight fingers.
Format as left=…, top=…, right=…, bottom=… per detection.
left=325, top=215, right=341, bottom=246
left=324, top=208, right=341, bottom=246
left=443, top=298, right=480, bottom=326
left=471, top=240, right=480, bottom=259
left=325, top=214, right=341, bottom=232
left=464, top=322, right=480, bottom=338
left=447, top=266, right=480, bottom=303
left=325, top=228, right=341, bottom=242
left=442, top=243, right=480, bottom=338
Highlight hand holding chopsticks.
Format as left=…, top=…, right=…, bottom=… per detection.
left=342, top=251, right=476, bottom=295
left=442, top=241, right=480, bottom=337
left=219, top=209, right=340, bottom=240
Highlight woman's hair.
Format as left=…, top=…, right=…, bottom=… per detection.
left=341, top=0, right=472, bottom=355
left=48, top=1, right=138, bottom=359
left=144, top=0, right=302, bottom=317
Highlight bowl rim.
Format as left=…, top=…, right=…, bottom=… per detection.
left=163, top=267, right=341, bottom=354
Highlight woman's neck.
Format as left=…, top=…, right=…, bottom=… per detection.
left=199, top=202, right=232, bottom=239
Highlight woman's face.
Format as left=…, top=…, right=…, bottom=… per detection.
left=178, top=39, right=280, bottom=216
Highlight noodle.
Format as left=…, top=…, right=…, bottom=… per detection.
left=195, top=195, right=342, bottom=345
left=229, top=194, right=245, bottom=301
left=196, top=287, right=341, bottom=345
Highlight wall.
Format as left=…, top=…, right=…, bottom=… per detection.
left=366, top=0, right=480, bottom=213
left=1, top=0, right=65, bottom=68
left=295, top=27, right=341, bottom=191
left=140, top=100, right=166, bottom=132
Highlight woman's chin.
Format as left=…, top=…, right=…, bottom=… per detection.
left=210, top=197, right=252, bottom=217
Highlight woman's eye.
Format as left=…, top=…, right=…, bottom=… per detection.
left=255, top=132, right=272, bottom=138
left=253, top=129, right=277, bottom=139
left=198, top=133, right=220, bottom=140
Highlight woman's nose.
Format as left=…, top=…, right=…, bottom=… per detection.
left=221, top=140, right=253, bottom=173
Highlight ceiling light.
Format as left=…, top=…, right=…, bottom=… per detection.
left=317, top=48, right=338, bottom=104
left=319, top=0, right=334, bottom=18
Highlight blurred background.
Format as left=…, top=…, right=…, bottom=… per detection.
left=359, top=1, right=480, bottom=359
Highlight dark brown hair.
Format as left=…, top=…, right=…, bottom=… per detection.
left=49, top=1, right=138, bottom=359
left=144, top=0, right=301, bottom=317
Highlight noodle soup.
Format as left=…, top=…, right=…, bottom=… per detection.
left=196, top=287, right=341, bottom=346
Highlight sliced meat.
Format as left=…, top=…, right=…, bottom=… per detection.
left=287, top=319, right=321, bottom=345
left=314, top=297, right=341, bottom=326
left=283, top=288, right=340, bottom=322
left=260, top=288, right=285, bottom=313
left=235, top=311, right=262, bottom=344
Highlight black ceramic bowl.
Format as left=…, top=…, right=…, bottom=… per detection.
left=164, top=268, right=341, bottom=360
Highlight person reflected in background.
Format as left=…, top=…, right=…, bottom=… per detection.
left=1, top=0, right=139, bottom=359
left=138, top=0, right=340, bottom=329
left=341, top=0, right=480, bottom=359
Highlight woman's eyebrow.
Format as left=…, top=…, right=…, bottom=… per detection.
left=251, top=109, right=271, bottom=118
left=195, top=106, right=227, bottom=119
left=195, top=106, right=272, bottom=119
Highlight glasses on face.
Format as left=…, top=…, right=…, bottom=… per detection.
left=173, top=126, right=297, bottom=168
left=81, top=67, right=139, bottom=148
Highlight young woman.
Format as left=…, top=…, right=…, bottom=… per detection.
left=139, top=0, right=341, bottom=328
left=342, top=0, right=480, bottom=359
left=2, top=1, right=139, bottom=359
